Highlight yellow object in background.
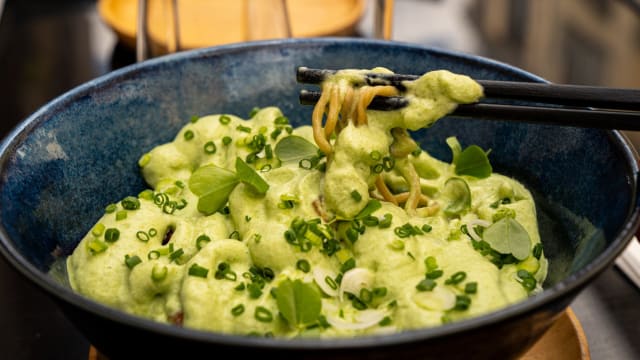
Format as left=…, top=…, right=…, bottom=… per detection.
left=98, top=0, right=366, bottom=52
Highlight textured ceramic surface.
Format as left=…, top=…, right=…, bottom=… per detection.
left=1, top=38, right=639, bottom=359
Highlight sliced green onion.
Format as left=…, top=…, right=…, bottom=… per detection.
left=421, top=224, right=433, bottom=233
left=382, top=156, right=395, bottom=171
left=124, top=254, right=142, bottom=269
left=379, top=213, right=393, bottom=228
left=371, top=164, right=384, bottom=174
left=222, top=136, right=232, bottom=146
left=138, top=153, right=151, bottom=167
left=362, top=215, right=379, bottom=227
left=247, top=283, right=262, bottom=298
left=260, top=164, right=272, bottom=172
left=249, top=107, right=260, bottom=118
left=274, top=115, right=289, bottom=125
left=169, top=248, right=184, bottom=262
left=350, top=190, right=362, bottom=202
left=235, top=282, right=245, bottom=291
left=151, top=265, right=168, bottom=282
left=104, top=228, right=120, bottom=243
left=416, top=278, right=437, bottom=291
left=373, top=287, right=387, bottom=297
left=325, top=276, right=338, bottom=290
left=136, top=231, right=149, bottom=242
left=147, top=250, right=160, bottom=260
left=87, top=239, right=108, bottom=255
left=190, top=115, right=200, bottom=123
left=237, top=125, right=252, bottom=133
left=254, top=306, right=273, bottom=322
left=465, top=282, right=478, bottom=294
left=105, top=203, right=117, bottom=214
left=424, top=256, right=438, bottom=271
left=265, top=144, right=273, bottom=159
left=426, top=269, right=443, bottom=279
left=533, top=243, right=543, bottom=259
left=91, top=223, right=105, bottom=237
left=229, top=231, right=240, bottom=240
left=219, top=115, right=231, bottom=125
left=188, top=263, right=209, bottom=278
left=138, top=189, right=154, bottom=200
left=183, top=130, right=194, bottom=141
left=121, top=196, right=140, bottom=210
left=379, top=316, right=392, bottom=326
left=369, top=150, right=382, bottom=161
left=445, top=271, right=467, bottom=285
left=115, top=210, right=127, bottom=221
left=389, top=239, right=405, bottom=251
left=360, top=288, right=373, bottom=303
left=204, top=141, right=217, bottom=154
left=296, top=259, right=311, bottom=273
left=231, top=304, right=245, bottom=316
left=454, top=295, right=471, bottom=311
left=340, top=258, right=356, bottom=273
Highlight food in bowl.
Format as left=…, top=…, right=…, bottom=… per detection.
left=66, top=68, right=547, bottom=337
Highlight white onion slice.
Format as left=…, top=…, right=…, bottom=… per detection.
left=326, top=309, right=387, bottom=331
left=413, top=286, right=456, bottom=311
left=313, top=267, right=339, bottom=297
left=339, top=268, right=374, bottom=302
left=466, top=219, right=491, bottom=242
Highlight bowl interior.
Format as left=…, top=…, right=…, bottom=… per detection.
left=0, top=38, right=637, bottom=331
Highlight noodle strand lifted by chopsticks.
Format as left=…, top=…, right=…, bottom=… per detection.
left=312, top=74, right=430, bottom=213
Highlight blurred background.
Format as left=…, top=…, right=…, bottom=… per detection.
left=0, top=0, right=639, bottom=359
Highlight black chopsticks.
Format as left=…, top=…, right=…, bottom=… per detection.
left=297, top=67, right=640, bottom=130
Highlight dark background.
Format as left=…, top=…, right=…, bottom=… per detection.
left=0, top=0, right=639, bottom=359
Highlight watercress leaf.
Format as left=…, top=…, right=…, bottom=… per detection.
left=275, top=135, right=319, bottom=163
left=188, top=165, right=239, bottom=215
left=446, top=136, right=462, bottom=164
left=235, top=157, right=269, bottom=194
left=454, top=145, right=492, bottom=178
left=355, top=199, right=382, bottom=219
left=441, top=177, right=471, bottom=216
left=276, top=278, right=322, bottom=328
left=482, top=217, right=531, bottom=260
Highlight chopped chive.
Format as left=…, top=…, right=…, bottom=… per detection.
left=296, top=259, right=311, bottom=273
left=325, top=276, right=338, bottom=290
left=136, top=231, right=149, bottom=242
left=454, top=295, right=471, bottom=311
left=260, top=164, right=272, bottom=172
left=115, top=210, right=127, bottom=221
left=465, top=281, right=478, bottom=294
left=379, top=316, right=392, bottom=326
left=188, top=263, right=209, bottom=278
left=231, top=304, right=245, bottom=316
left=350, top=190, right=362, bottom=202
left=124, top=254, right=142, bottom=269
left=445, top=271, right=467, bottom=285
left=204, top=141, right=217, bottom=154
left=183, top=130, right=194, bottom=141
left=379, top=213, right=393, bottom=228
left=190, top=115, right=200, bottom=123
left=222, top=136, right=232, bottom=146
left=105, top=203, right=117, bottom=214
left=416, top=278, right=437, bottom=291
left=270, top=128, right=282, bottom=140
left=237, top=125, right=252, bottom=133
left=426, top=269, right=443, bottom=279
left=274, top=116, right=289, bottom=125
left=151, top=265, right=168, bottom=282
left=533, top=243, right=543, bottom=259
left=340, top=258, right=356, bottom=273
left=382, top=156, right=395, bottom=171
left=265, top=144, right=273, bottom=159
left=371, top=164, right=384, bottom=174
left=424, top=256, right=438, bottom=271
left=87, top=239, right=108, bottom=255
left=147, top=250, right=160, bottom=260
left=104, top=228, right=120, bottom=243
left=91, top=223, right=105, bottom=237
left=229, top=231, right=240, bottom=240
left=169, top=248, right=184, bottom=262
left=121, top=196, right=140, bottom=210
left=249, top=107, right=260, bottom=118
left=219, top=115, right=231, bottom=125
left=370, top=150, right=382, bottom=161
left=373, top=287, right=387, bottom=297
left=235, top=282, right=246, bottom=291
left=362, top=215, right=379, bottom=227
left=138, top=189, right=154, bottom=200
left=389, top=239, right=405, bottom=251
left=247, top=283, right=263, bottom=298
left=421, top=224, right=433, bottom=233
left=360, top=288, right=373, bottom=303
left=254, top=306, right=273, bottom=322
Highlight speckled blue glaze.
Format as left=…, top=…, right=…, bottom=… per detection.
left=0, top=38, right=638, bottom=359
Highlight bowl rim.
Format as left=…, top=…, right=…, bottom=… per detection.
left=1, top=37, right=639, bottom=350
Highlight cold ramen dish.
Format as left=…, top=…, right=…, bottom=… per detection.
left=67, top=68, right=547, bottom=337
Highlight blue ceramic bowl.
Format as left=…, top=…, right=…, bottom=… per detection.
left=1, top=38, right=638, bottom=359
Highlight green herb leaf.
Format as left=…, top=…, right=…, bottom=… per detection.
left=235, top=157, right=269, bottom=194
left=454, top=145, right=492, bottom=178
left=276, top=278, right=322, bottom=328
left=188, top=165, right=239, bottom=215
left=274, top=135, right=319, bottom=164
left=482, top=217, right=531, bottom=260
left=441, top=177, right=471, bottom=216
